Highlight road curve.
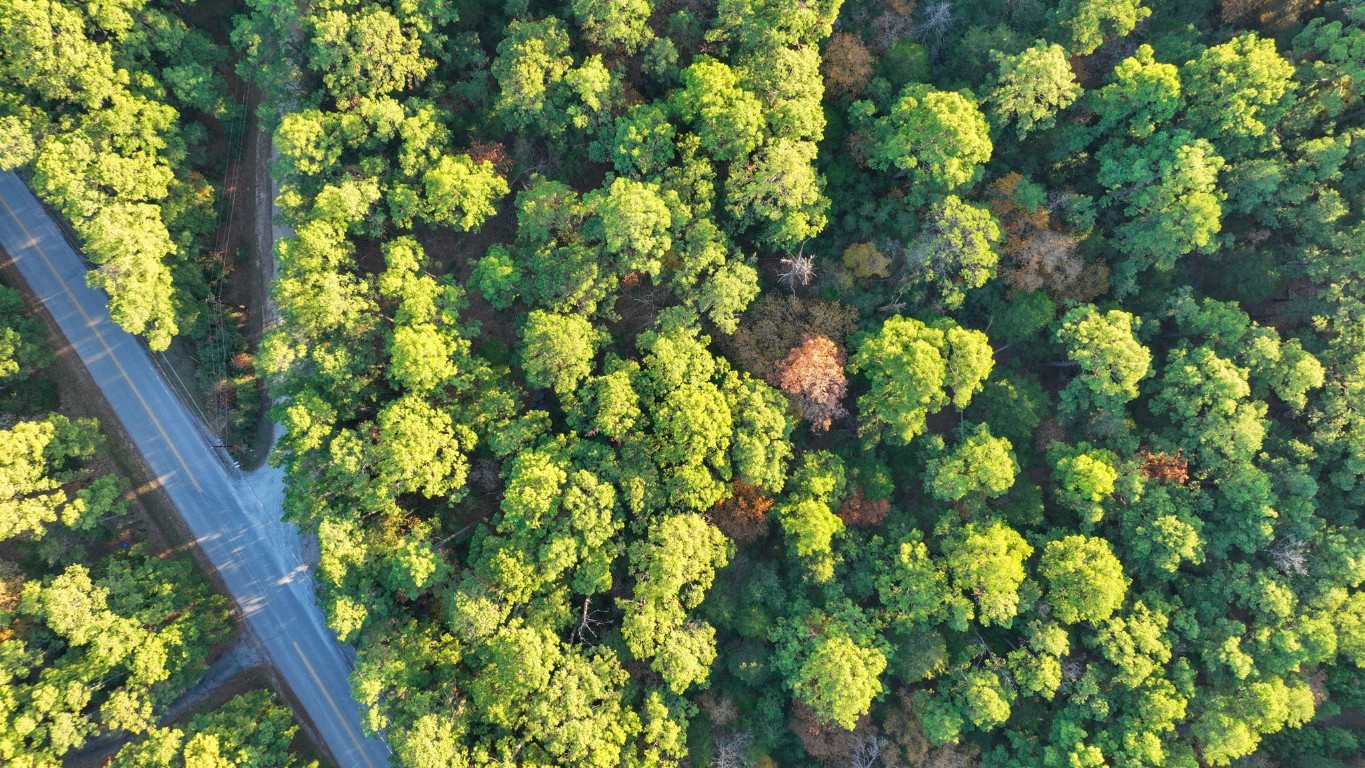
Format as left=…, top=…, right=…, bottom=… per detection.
left=0, top=172, right=391, bottom=768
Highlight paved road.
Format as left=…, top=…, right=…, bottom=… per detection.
left=0, top=172, right=391, bottom=768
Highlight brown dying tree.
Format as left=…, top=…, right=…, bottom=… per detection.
left=775, top=334, right=849, bottom=432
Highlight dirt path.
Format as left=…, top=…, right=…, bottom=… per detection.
left=247, top=124, right=320, bottom=568
left=253, top=123, right=283, bottom=331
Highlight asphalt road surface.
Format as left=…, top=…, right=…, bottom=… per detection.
left=0, top=172, right=391, bottom=768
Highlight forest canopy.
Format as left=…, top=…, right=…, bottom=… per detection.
left=7, top=0, right=1365, bottom=765
left=234, top=0, right=1365, bottom=763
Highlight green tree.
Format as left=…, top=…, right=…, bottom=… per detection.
left=775, top=451, right=846, bottom=582
left=493, top=18, right=572, bottom=129
left=467, top=622, right=638, bottom=766
left=0, top=0, right=219, bottom=354
left=709, top=0, right=842, bottom=50
left=695, top=259, right=760, bottom=334
left=1007, top=621, right=1069, bottom=699
left=1292, top=17, right=1365, bottom=119
left=421, top=154, right=509, bottom=231
left=567, top=368, right=641, bottom=440
left=1094, top=601, right=1173, bottom=688
left=0, top=0, right=118, bottom=107
left=960, top=668, right=1014, bottom=730
left=1120, top=487, right=1206, bottom=577
left=386, top=321, right=460, bottom=394
left=1050, top=443, right=1120, bottom=523
left=309, top=7, right=432, bottom=103
left=519, top=311, right=602, bottom=394
left=737, top=45, right=825, bottom=143
left=724, top=138, right=829, bottom=250
left=379, top=238, right=472, bottom=395
left=944, top=521, right=1034, bottom=628
left=598, top=103, right=676, bottom=176
left=0, top=116, right=36, bottom=170
left=790, top=633, right=887, bottom=730
left=905, top=194, right=1003, bottom=310
left=1039, top=535, right=1129, bottom=625
left=588, top=177, right=673, bottom=279
left=1191, top=680, right=1314, bottom=766
left=723, top=369, right=793, bottom=493
left=375, top=395, right=474, bottom=501
left=385, top=535, right=449, bottom=600
left=3, top=555, right=229, bottom=764
left=1050, top=0, right=1150, bottom=56
left=271, top=110, right=343, bottom=180
left=1164, top=292, right=1325, bottom=410
left=1054, top=306, right=1152, bottom=414
left=988, top=42, right=1082, bottom=138
left=924, top=423, right=1019, bottom=503
left=877, top=530, right=950, bottom=628
left=620, top=514, right=732, bottom=693
left=1, top=415, right=125, bottom=540
left=506, top=181, right=618, bottom=316
left=1097, top=129, right=1224, bottom=282
left=112, top=690, right=303, bottom=768
left=470, top=245, right=522, bottom=311
left=850, top=316, right=993, bottom=446
left=1180, top=34, right=1295, bottom=157
left=0, top=284, right=52, bottom=380
left=572, top=0, right=654, bottom=53
left=491, top=18, right=608, bottom=136
left=80, top=202, right=181, bottom=351
left=671, top=57, right=766, bottom=162
left=479, top=441, right=622, bottom=600
left=1149, top=346, right=1266, bottom=470
left=866, top=85, right=993, bottom=204
left=1088, top=45, right=1182, bottom=140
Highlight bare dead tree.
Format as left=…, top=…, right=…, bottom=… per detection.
left=848, top=734, right=889, bottom=768
left=712, top=730, right=754, bottom=768
left=916, top=2, right=956, bottom=44
left=875, top=239, right=913, bottom=314
left=1061, top=658, right=1084, bottom=684
left=698, top=691, right=741, bottom=727
left=778, top=251, right=818, bottom=291
left=572, top=596, right=609, bottom=645
left=1267, top=536, right=1309, bottom=577
left=469, top=457, right=501, bottom=495
left=869, top=10, right=916, bottom=53
left=1045, top=188, right=1074, bottom=213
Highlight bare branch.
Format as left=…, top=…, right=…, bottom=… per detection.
left=848, top=734, right=888, bottom=768
left=712, top=730, right=754, bottom=768
left=779, top=252, right=818, bottom=291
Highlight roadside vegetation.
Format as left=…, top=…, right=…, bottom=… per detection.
left=0, top=279, right=311, bottom=768
left=0, top=0, right=266, bottom=464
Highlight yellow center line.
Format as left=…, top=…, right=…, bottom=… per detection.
left=0, top=190, right=205, bottom=494
left=294, top=641, right=378, bottom=768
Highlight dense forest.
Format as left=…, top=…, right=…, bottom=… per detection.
left=0, top=281, right=309, bottom=768
left=6, top=0, right=1365, bottom=765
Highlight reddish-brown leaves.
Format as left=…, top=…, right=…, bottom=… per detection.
left=709, top=481, right=775, bottom=546
left=1138, top=449, right=1190, bottom=484
left=838, top=487, right=892, bottom=529
left=775, top=334, right=849, bottom=432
